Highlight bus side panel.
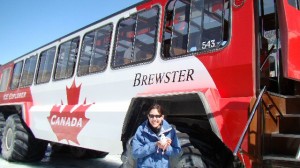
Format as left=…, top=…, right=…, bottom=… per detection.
left=277, top=0, right=300, bottom=81
left=198, top=0, right=255, bottom=98
left=197, top=1, right=255, bottom=167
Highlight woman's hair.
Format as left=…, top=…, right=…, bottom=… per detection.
left=148, top=104, right=164, bottom=115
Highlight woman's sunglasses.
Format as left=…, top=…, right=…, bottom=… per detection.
left=148, top=114, right=162, bottom=119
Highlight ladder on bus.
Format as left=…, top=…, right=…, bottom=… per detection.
left=262, top=91, right=300, bottom=167
left=234, top=86, right=300, bottom=167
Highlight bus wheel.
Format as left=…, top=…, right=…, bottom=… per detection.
left=121, top=133, right=207, bottom=168
left=121, top=137, right=136, bottom=168
left=1, top=114, right=48, bottom=162
left=0, top=113, right=5, bottom=150
left=170, top=132, right=207, bottom=168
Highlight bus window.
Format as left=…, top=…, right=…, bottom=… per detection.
left=10, top=61, right=23, bottom=90
left=54, top=37, right=80, bottom=80
left=288, top=0, right=300, bottom=9
left=20, top=55, right=37, bottom=87
left=78, top=24, right=113, bottom=76
left=163, top=0, right=229, bottom=58
left=114, top=16, right=136, bottom=67
left=134, top=7, right=159, bottom=61
left=36, top=47, right=56, bottom=84
left=112, top=6, right=159, bottom=68
left=0, top=68, right=11, bottom=92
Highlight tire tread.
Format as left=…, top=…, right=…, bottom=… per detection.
left=1, top=114, right=48, bottom=162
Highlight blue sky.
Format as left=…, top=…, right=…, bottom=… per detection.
left=0, top=0, right=141, bottom=65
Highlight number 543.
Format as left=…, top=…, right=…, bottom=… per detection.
left=202, top=40, right=216, bottom=49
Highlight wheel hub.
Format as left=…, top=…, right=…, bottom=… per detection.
left=5, top=128, right=13, bottom=150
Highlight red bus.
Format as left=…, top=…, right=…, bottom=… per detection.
left=0, top=0, right=299, bottom=167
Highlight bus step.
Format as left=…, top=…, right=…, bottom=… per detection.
left=263, top=155, right=300, bottom=168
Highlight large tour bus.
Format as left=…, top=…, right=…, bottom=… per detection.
left=0, top=0, right=300, bottom=167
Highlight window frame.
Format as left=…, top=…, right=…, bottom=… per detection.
left=19, top=55, right=38, bottom=88
left=54, top=37, right=80, bottom=81
left=77, top=23, right=113, bottom=77
left=288, top=0, right=300, bottom=9
left=162, top=0, right=231, bottom=59
left=10, top=61, right=24, bottom=90
left=111, top=5, right=160, bottom=69
left=36, top=46, right=56, bottom=84
left=0, top=68, right=11, bottom=92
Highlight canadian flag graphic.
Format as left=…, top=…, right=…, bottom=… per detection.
left=47, top=80, right=92, bottom=145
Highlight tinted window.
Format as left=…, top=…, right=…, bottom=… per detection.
left=112, top=6, right=159, bottom=67
left=0, top=68, right=11, bottom=92
left=288, top=0, right=300, bottom=9
left=20, top=56, right=37, bottom=87
left=10, top=61, right=23, bottom=90
left=163, top=0, right=229, bottom=58
left=37, top=47, right=56, bottom=84
left=55, top=37, right=80, bottom=80
left=78, top=24, right=112, bottom=76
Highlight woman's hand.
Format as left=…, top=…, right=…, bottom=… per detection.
left=157, top=138, right=172, bottom=151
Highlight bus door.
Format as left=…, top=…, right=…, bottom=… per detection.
left=259, top=0, right=280, bottom=92
left=277, top=0, right=300, bottom=81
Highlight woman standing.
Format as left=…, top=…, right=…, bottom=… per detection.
left=132, top=104, right=181, bottom=168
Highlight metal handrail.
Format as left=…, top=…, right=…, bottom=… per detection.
left=260, top=45, right=274, bottom=71
left=263, top=91, right=284, bottom=118
left=233, top=86, right=267, bottom=156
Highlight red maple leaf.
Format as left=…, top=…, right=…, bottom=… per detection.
left=47, top=80, right=92, bottom=145
left=66, top=80, right=81, bottom=105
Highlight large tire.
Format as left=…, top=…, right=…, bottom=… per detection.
left=173, top=129, right=235, bottom=168
left=121, top=129, right=228, bottom=168
left=0, top=113, right=5, bottom=150
left=170, top=132, right=207, bottom=168
left=1, top=114, right=48, bottom=162
left=121, top=132, right=207, bottom=168
left=121, top=137, right=136, bottom=168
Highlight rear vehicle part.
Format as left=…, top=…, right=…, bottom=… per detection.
left=1, top=114, right=48, bottom=162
